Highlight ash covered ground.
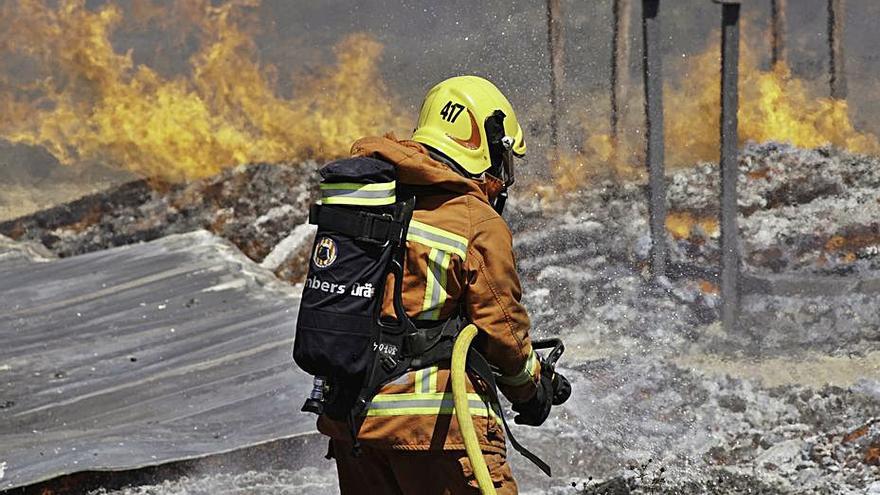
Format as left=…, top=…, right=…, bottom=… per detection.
left=5, top=143, right=880, bottom=494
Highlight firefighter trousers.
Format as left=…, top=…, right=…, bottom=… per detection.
left=330, top=439, right=518, bottom=494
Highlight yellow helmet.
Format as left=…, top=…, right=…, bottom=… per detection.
left=412, top=76, right=526, bottom=183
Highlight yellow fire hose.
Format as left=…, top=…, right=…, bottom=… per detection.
left=451, top=324, right=497, bottom=495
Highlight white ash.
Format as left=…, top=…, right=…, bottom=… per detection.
left=510, top=359, right=880, bottom=495
left=260, top=223, right=316, bottom=271
left=0, top=233, right=55, bottom=266
left=664, top=143, right=880, bottom=274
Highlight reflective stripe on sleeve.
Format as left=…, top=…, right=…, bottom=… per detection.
left=495, top=348, right=538, bottom=387
left=320, top=181, right=396, bottom=206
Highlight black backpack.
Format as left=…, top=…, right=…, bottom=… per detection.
left=294, top=156, right=405, bottom=383
left=294, top=156, right=461, bottom=420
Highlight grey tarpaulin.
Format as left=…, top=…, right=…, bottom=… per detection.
left=0, top=231, right=314, bottom=490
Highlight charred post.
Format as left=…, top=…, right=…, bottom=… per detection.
left=611, top=0, right=632, bottom=141
left=719, top=1, right=741, bottom=332
left=641, top=0, right=667, bottom=280
left=546, top=0, right=565, bottom=153
left=828, top=0, right=847, bottom=99
left=771, top=0, right=787, bottom=66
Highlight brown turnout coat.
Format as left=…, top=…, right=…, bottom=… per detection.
left=318, top=135, right=540, bottom=455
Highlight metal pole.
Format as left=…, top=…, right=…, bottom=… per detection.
left=771, top=0, right=787, bottom=67
left=611, top=0, right=632, bottom=141
left=719, top=1, right=741, bottom=333
left=642, top=0, right=667, bottom=280
left=546, top=0, right=565, bottom=153
left=828, top=0, right=847, bottom=99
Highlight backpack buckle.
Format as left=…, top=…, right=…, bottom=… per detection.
left=356, top=212, right=394, bottom=246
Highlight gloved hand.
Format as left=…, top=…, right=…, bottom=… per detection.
left=511, top=372, right=553, bottom=426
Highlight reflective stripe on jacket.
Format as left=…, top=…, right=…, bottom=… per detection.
left=317, top=135, right=540, bottom=454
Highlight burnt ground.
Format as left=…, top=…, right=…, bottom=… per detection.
left=2, top=142, right=880, bottom=493
left=0, top=161, right=320, bottom=284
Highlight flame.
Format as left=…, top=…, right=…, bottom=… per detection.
left=549, top=30, right=880, bottom=191
left=0, top=0, right=406, bottom=181
left=665, top=36, right=880, bottom=165
left=665, top=211, right=719, bottom=240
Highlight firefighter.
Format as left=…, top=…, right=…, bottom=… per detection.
left=318, top=75, right=559, bottom=494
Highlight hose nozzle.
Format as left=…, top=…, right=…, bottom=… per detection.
left=532, top=338, right=570, bottom=406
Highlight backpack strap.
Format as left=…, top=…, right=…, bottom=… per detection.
left=401, top=316, right=463, bottom=358
left=310, top=204, right=406, bottom=245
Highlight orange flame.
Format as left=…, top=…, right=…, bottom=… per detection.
left=666, top=211, right=719, bottom=240
left=665, top=36, right=880, bottom=165
left=0, top=0, right=406, bottom=181
left=548, top=30, right=880, bottom=192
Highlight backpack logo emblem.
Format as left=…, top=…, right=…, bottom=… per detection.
left=313, top=237, right=338, bottom=268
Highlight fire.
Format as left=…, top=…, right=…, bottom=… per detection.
left=665, top=211, right=719, bottom=240
left=549, top=29, right=880, bottom=191
left=0, top=0, right=406, bottom=181
left=4, top=3, right=877, bottom=190
left=665, top=37, right=880, bottom=166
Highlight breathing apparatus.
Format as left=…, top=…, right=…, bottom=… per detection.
left=484, top=110, right=519, bottom=215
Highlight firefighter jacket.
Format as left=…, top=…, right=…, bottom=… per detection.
left=318, top=135, right=541, bottom=455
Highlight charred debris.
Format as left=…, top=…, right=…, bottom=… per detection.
left=0, top=161, right=320, bottom=284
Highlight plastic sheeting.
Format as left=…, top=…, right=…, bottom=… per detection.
left=0, top=231, right=314, bottom=490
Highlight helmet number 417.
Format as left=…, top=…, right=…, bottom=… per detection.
left=440, top=101, right=465, bottom=123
